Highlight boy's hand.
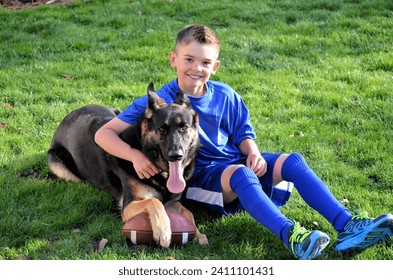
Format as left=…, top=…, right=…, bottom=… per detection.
left=129, top=148, right=160, bottom=179
left=246, top=152, right=267, bottom=177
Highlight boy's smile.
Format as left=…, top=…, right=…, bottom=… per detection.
left=169, top=41, right=220, bottom=97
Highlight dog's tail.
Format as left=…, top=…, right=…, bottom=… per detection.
left=48, top=148, right=82, bottom=182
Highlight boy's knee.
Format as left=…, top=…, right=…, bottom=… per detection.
left=221, top=165, right=244, bottom=203
left=229, top=165, right=259, bottom=192
left=288, top=152, right=306, bottom=164
left=281, top=152, right=309, bottom=180
left=285, top=152, right=309, bottom=168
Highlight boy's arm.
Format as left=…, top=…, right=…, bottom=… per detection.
left=239, top=138, right=267, bottom=177
left=94, top=117, right=159, bottom=179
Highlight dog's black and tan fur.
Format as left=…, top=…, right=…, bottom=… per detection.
left=48, top=83, right=207, bottom=247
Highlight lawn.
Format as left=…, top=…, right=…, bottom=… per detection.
left=0, top=0, right=392, bottom=260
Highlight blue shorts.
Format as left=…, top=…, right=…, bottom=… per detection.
left=183, top=153, right=293, bottom=215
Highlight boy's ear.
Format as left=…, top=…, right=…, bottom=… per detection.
left=168, top=51, right=176, bottom=68
left=212, top=60, right=220, bottom=74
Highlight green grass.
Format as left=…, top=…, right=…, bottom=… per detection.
left=0, top=0, right=392, bottom=260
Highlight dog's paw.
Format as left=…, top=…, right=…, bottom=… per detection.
left=153, top=229, right=171, bottom=248
left=195, top=233, right=209, bottom=246
left=158, top=234, right=171, bottom=248
left=152, top=216, right=172, bottom=248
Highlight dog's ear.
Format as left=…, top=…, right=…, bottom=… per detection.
left=147, top=82, right=154, bottom=93
left=174, top=91, right=197, bottom=126
left=174, top=91, right=191, bottom=108
left=146, top=82, right=166, bottom=118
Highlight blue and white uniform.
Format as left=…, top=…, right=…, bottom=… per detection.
left=117, top=79, right=292, bottom=214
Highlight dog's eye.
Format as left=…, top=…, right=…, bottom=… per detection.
left=179, top=124, right=189, bottom=131
left=159, top=125, right=167, bottom=133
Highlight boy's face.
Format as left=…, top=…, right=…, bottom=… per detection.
left=169, top=41, right=220, bottom=96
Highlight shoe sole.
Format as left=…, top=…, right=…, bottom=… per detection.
left=299, top=231, right=330, bottom=260
left=335, top=214, right=393, bottom=252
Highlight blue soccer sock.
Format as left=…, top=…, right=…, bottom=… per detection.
left=281, top=152, right=352, bottom=232
left=230, top=166, right=294, bottom=246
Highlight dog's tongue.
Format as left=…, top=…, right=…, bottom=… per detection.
left=167, top=160, right=186, bottom=194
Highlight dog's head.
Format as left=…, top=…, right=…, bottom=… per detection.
left=141, top=82, right=199, bottom=194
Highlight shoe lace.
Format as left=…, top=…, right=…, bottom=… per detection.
left=289, top=222, right=310, bottom=252
left=352, top=210, right=370, bottom=220
left=341, top=210, right=373, bottom=233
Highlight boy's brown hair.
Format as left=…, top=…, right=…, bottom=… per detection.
left=174, top=24, right=221, bottom=51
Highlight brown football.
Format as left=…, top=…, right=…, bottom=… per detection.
left=122, top=209, right=196, bottom=245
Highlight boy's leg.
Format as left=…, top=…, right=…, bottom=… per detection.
left=280, top=152, right=393, bottom=252
left=229, top=165, right=329, bottom=259
left=226, top=166, right=293, bottom=242
left=185, top=161, right=329, bottom=259
left=280, top=152, right=352, bottom=231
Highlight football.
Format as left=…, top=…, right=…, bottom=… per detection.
left=122, top=209, right=196, bottom=245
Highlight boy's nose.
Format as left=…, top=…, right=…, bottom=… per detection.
left=192, top=63, right=203, bottom=72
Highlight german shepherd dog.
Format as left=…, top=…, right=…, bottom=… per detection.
left=48, top=83, right=208, bottom=248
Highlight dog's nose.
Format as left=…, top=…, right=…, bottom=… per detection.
left=168, top=149, right=183, bottom=161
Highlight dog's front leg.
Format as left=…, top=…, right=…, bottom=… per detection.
left=122, top=198, right=171, bottom=248
left=166, top=201, right=208, bottom=246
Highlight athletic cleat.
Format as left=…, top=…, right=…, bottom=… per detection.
left=288, top=222, right=330, bottom=260
left=335, top=211, right=393, bottom=252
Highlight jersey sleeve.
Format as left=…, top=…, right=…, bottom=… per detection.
left=117, top=95, right=148, bottom=124
left=231, top=92, right=256, bottom=146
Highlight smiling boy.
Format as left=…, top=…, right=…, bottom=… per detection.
left=95, top=24, right=393, bottom=259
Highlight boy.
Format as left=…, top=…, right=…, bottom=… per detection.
left=95, top=24, right=393, bottom=259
